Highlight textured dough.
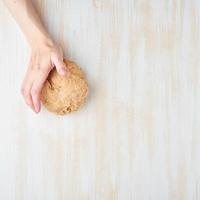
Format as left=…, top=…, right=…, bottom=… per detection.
left=41, top=59, right=89, bottom=115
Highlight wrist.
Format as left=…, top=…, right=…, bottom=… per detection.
left=28, top=33, right=54, bottom=50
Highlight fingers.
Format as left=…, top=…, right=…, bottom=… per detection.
left=51, top=53, right=68, bottom=76
left=31, top=67, right=50, bottom=113
left=21, top=85, right=34, bottom=108
left=21, top=64, right=51, bottom=113
left=21, top=68, right=34, bottom=110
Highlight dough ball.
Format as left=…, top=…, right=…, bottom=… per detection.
left=41, top=59, right=89, bottom=115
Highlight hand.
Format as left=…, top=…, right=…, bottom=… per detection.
left=21, top=40, right=68, bottom=113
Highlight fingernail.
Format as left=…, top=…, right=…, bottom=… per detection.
left=35, top=106, right=40, bottom=113
left=26, top=101, right=31, bottom=106
left=35, top=108, right=40, bottom=113
left=34, top=104, right=40, bottom=113
left=59, top=68, right=67, bottom=75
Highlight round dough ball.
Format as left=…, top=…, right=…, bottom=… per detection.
left=41, top=59, right=89, bottom=115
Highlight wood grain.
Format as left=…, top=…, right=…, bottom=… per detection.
left=0, top=0, right=200, bottom=199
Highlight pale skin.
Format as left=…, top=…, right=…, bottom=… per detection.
left=3, top=0, right=68, bottom=113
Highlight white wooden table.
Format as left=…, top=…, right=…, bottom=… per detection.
left=0, top=0, right=200, bottom=199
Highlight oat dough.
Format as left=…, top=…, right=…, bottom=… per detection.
left=41, top=59, right=88, bottom=115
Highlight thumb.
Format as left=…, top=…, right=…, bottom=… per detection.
left=51, top=54, right=68, bottom=76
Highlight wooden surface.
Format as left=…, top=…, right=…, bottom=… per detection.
left=0, top=0, right=200, bottom=199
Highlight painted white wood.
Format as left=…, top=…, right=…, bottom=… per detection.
left=0, top=0, right=200, bottom=199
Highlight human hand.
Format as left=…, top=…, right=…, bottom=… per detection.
left=21, top=40, right=68, bottom=113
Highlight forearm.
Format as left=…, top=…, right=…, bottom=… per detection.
left=3, top=0, right=52, bottom=47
